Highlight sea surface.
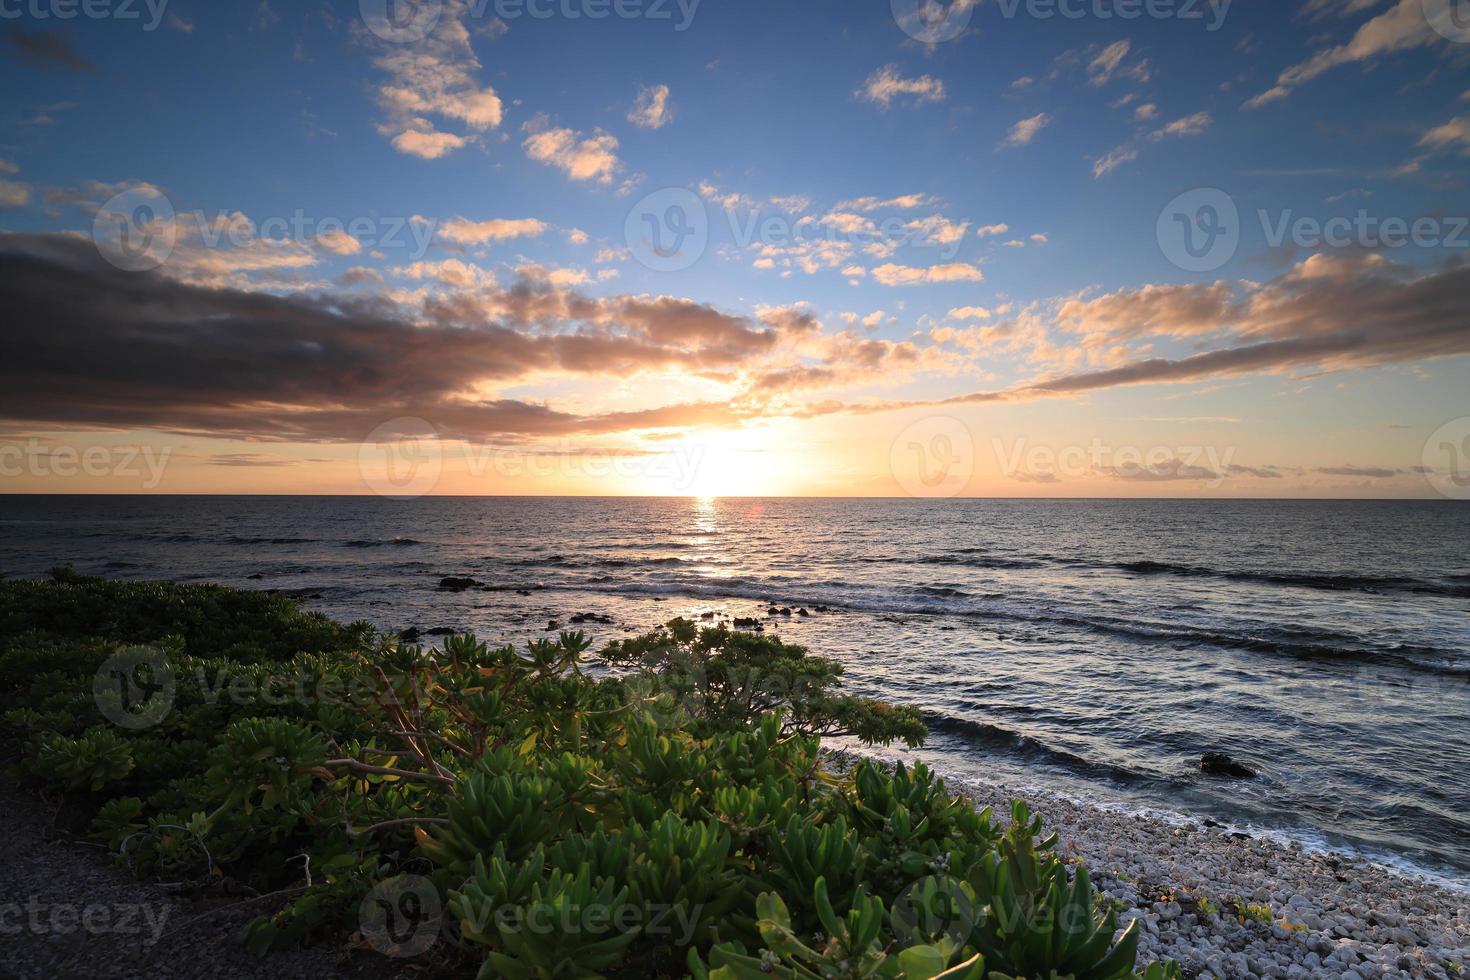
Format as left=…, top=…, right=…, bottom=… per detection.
left=3, top=495, right=1468, bottom=883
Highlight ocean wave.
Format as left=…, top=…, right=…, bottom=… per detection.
left=884, top=549, right=1470, bottom=599
left=920, top=712, right=1162, bottom=787
left=343, top=537, right=423, bottom=548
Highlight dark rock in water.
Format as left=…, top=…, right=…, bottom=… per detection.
left=699, top=611, right=716, bottom=620
left=732, top=617, right=762, bottom=629
left=569, top=612, right=614, bottom=625
left=547, top=619, right=560, bottom=630
left=767, top=606, right=780, bottom=616
left=246, top=573, right=264, bottom=580
left=438, top=576, right=480, bottom=592
left=399, top=626, right=422, bottom=642
left=796, top=607, right=810, bottom=617
left=423, top=626, right=457, bottom=636
left=779, top=607, right=792, bottom=616
left=1200, top=752, right=1256, bottom=778
left=516, top=589, right=531, bottom=596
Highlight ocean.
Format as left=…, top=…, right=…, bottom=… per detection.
left=3, top=495, right=1467, bottom=883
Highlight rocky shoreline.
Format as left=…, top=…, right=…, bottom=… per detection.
left=874, top=758, right=1470, bottom=980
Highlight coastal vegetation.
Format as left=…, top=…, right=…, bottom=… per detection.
left=0, top=572, right=1177, bottom=979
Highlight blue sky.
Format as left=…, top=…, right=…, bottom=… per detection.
left=1, top=0, right=1469, bottom=496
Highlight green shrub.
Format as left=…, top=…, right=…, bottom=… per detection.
left=0, top=575, right=1178, bottom=980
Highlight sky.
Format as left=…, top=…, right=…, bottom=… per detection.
left=1, top=0, right=1469, bottom=497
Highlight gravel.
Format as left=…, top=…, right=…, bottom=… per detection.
left=950, top=775, right=1470, bottom=980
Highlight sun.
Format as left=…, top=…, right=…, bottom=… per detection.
left=658, top=430, right=774, bottom=497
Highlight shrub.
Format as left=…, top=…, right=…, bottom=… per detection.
left=0, top=575, right=1178, bottom=980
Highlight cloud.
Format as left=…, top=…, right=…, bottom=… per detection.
left=1150, top=111, right=1212, bottom=140
left=1316, top=465, right=1399, bottom=478
left=517, top=263, right=592, bottom=287
left=315, top=229, right=363, bottom=256
left=1096, top=458, right=1222, bottom=481
left=948, top=306, right=992, bottom=320
left=976, top=223, right=1010, bottom=238
left=371, top=1, right=503, bottom=159
left=1245, top=0, right=1438, bottom=109
left=628, top=84, right=674, bottom=129
left=391, top=130, right=468, bottom=160
left=1226, top=464, right=1283, bottom=479
left=1086, top=40, right=1149, bottom=86
left=0, top=233, right=780, bottom=441
left=523, top=118, right=622, bottom=185
left=1419, top=116, right=1470, bottom=154
left=1092, top=146, right=1138, bottom=178
left=208, top=453, right=304, bottom=468
left=437, top=216, right=549, bottom=244
left=0, top=179, right=31, bottom=210
left=871, top=262, right=983, bottom=286
left=833, top=193, right=936, bottom=212
left=1134, top=103, right=1158, bottom=121
left=857, top=65, right=946, bottom=108
left=1001, top=113, right=1051, bottom=149
left=5, top=28, right=94, bottom=71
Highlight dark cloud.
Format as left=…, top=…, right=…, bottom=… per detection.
left=0, top=233, right=758, bottom=441
left=1316, top=466, right=1400, bottom=478
left=5, top=28, right=95, bottom=72
left=1226, top=464, right=1284, bottom=479
left=1096, top=459, right=1222, bottom=482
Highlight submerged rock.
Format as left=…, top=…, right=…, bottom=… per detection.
left=437, top=575, right=480, bottom=592
left=1200, top=752, right=1256, bottom=778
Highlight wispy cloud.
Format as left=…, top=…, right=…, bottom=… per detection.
left=857, top=65, right=946, bottom=109
left=1001, top=113, right=1051, bottom=149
